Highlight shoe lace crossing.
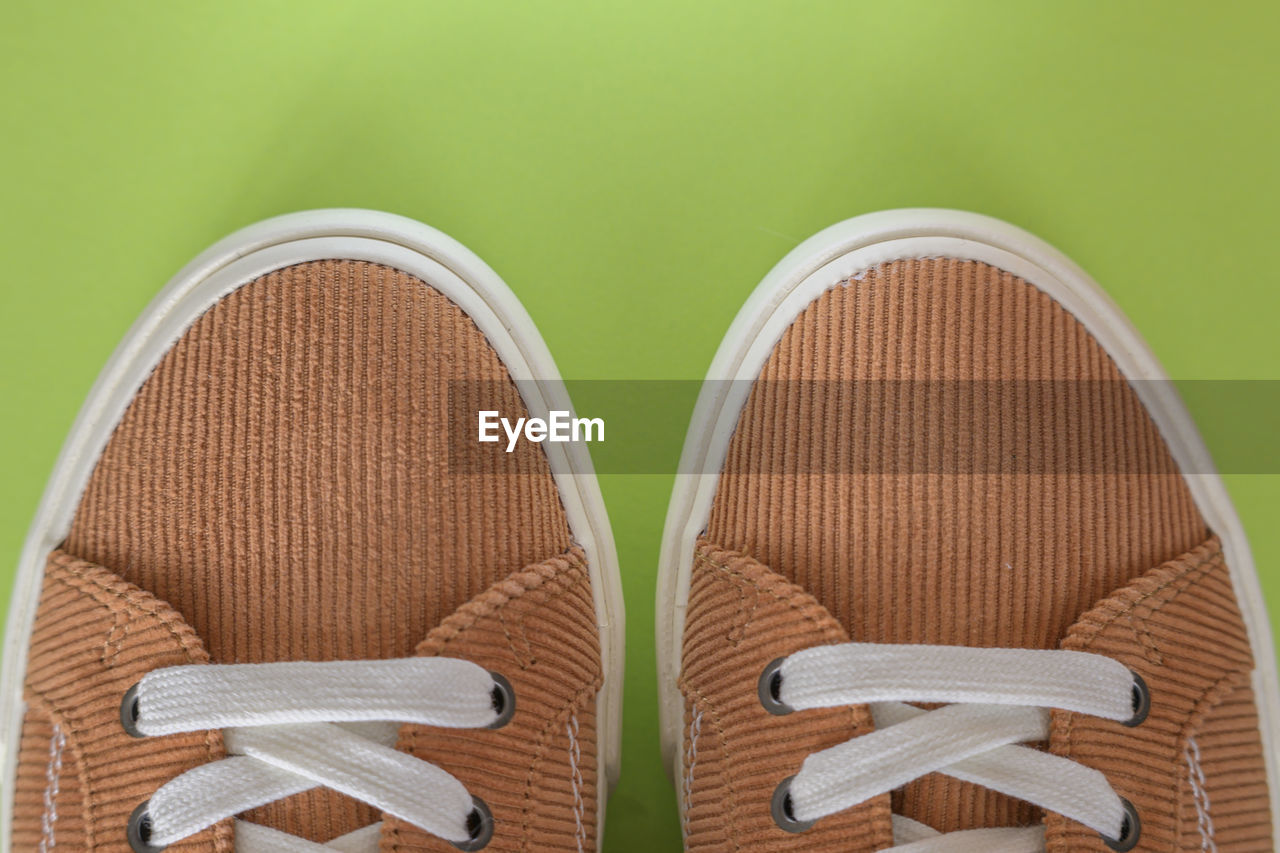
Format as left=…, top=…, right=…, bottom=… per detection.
left=121, top=658, right=513, bottom=852
left=759, top=643, right=1146, bottom=852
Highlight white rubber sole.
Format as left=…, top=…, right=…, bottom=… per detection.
left=655, top=208, right=1280, bottom=836
left=0, top=209, right=625, bottom=852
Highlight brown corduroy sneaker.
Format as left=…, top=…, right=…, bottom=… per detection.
left=658, top=209, right=1279, bottom=852
left=0, top=210, right=623, bottom=852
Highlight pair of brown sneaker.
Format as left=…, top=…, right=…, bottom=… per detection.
left=3, top=209, right=1275, bottom=852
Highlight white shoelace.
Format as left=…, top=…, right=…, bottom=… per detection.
left=761, top=643, right=1146, bottom=852
left=123, top=658, right=513, bottom=852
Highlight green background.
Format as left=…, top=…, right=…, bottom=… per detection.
left=2, top=2, right=1278, bottom=848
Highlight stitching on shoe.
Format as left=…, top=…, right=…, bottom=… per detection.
left=566, top=710, right=586, bottom=853
left=390, top=555, right=602, bottom=849
left=519, top=683, right=599, bottom=852
left=38, top=722, right=65, bottom=852
left=32, top=559, right=231, bottom=850
left=681, top=700, right=702, bottom=840
left=679, top=547, right=852, bottom=851
left=1070, top=544, right=1224, bottom=646
left=44, top=553, right=209, bottom=664
left=1126, top=612, right=1165, bottom=666
left=1054, top=543, right=1243, bottom=844
left=694, top=548, right=844, bottom=635
left=1184, top=735, right=1217, bottom=852
left=416, top=547, right=591, bottom=652
left=725, top=581, right=760, bottom=648
left=497, top=606, right=538, bottom=670
left=102, top=608, right=125, bottom=668
left=1175, top=671, right=1247, bottom=850
left=677, top=687, right=740, bottom=852
left=21, top=696, right=91, bottom=850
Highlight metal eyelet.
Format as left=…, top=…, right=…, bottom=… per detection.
left=451, top=795, right=495, bottom=850
left=770, top=775, right=816, bottom=833
left=1122, top=672, right=1150, bottom=728
left=120, top=683, right=146, bottom=738
left=127, top=800, right=165, bottom=853
left=487, top=672, right=516, bottom=729
left=757, top=657, right=793, bottom=715
left=1101, top=797, right=1141, bottom=851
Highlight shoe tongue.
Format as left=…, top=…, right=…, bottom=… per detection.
left=704, top=258, right=1209, bottom=834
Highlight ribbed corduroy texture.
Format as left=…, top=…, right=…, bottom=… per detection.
left=385, top=547, right=602, bottom=852
left=12, top=552, right=232, bottom=852
left=13, top=709, right=85, bottom=851
left=18, top=259, right=594, bottom=845
left=679, top=542, right=893, bottom=853
left=707, top=259, right=1207, bottom=650
left=65, top=260, right=572, bottom=666
left=1048, top=537, right=1271, bottom=851
left=691, top=258, right=1267, bottom=837
left=14, top=547, right=604, bottom=852
left=1187, top=683, right=1270, bottom=848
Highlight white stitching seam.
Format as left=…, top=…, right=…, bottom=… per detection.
left=39, top=724, right=65, bottom=853
left=1185, top=737, right=1218, bottom=852
left=567, top=712, right=585, bottom=853
left=682, top=707, right=703, bottom=839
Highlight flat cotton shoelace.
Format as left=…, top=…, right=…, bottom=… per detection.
left=123, top=658, right=512, bottom=852
left=762, top=643, right=1146, bottom=852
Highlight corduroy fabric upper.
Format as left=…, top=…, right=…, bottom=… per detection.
left=14, top=547, right=602, bottom=853
left=14, top=552, right=232, bottom=853
left=1047, top=537, right=1270, bottom=850
left=681, top=258, right=1272, bottom=850
left=13, top=260, right=602, bottom=849
left=678, top=543, right=894, bottom=851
